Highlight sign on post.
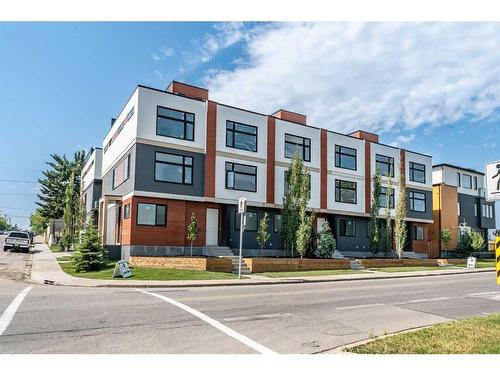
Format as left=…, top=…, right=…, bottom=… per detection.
left=485, top=161, right=500, bottom=201
left=112, top=260, right=132, bottom=278
left=238, top=197, right=247, bottom=214
left=466, top=256, right=477, bottom=269
left=237, top=197, right=247, bottom=280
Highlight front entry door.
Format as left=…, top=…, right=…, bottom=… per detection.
left=206, top=208, right=218, bottom=246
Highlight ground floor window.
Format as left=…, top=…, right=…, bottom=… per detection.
left=412, top=225, right=424, bottom=240
left=273, top=214, right=282, bottom=233
left=137, top=203, right=166, bottom=226
left=235, top=211, right=258, bottom=231
left=123, top=203, right=130, bottom=219
left=339, top=219, right=356, bottom=237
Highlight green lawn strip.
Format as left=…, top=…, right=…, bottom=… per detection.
left=59, top=261, right=239, bottom=280
left=56, top=255, right=73, bottom=262
left=50, top=244, right=64, bottom=252
left=455, top=260, right=496, bottom=268
left=257, top=269, right=362, bottom=278
left=369, top=266, right=453, bottom=273
left=346, top=313, right=500, bottom=354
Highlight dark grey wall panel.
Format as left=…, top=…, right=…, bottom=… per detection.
left=479, top=198, right=496, bottom=229
left=406, top=188, right=433, bottom=220
left=134, top=143, right=205, bottom=197
left=333, top=215, right=371, bottom=252
left=102, top=145, right=136, bottom=197
left=458, top=193, right=481, bottom=229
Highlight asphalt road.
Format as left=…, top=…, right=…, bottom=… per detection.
left=1, top=269, right=499, bottom=353
left=0, top=235, right=33, bottom=281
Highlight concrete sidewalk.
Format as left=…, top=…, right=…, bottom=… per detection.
left=29, top=242, right=496, bottom=288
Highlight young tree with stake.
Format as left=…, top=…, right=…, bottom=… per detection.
left=256, top=212, right=271, bottom=257
left=186, top=212, right=200, bottom=256
left=368, top=168, right=382, bottom=256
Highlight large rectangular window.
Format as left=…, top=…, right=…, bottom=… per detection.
left=155, top=152, right=193, bottom=185
left=412, top=225, right=424, bottom=240
left=284, top=134, right=311, bottom=162
left=335, top=145, right=357, bottom=171
left=112, top=155, right=130, bottom=189
left=226, top=121, right=257, bottom=152
left=335, top=179, right=357, bottom=204
left=409, top=191, right=426, bottom=212
left=375, top=154, right=394, bottom=177
left=156, top=106, right=195, bottom=141
left=339, top=219, right=356, bottom=237
left=235, top=211, right=258, bottom=231
left=462, top=174, right=472, bottom=189
left=137, top=203, right=166, bottom=226
left=380, top=187, right=395, bottom=209
left=409, top=162, right=426, bottom=183
left=225, top=162, right=257, bottom=192
left=284, top=171, right=311, bottom=198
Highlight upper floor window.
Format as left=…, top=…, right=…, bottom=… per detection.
left=483, top=204, right=494, bottom=218
left=462, top=174, right=472, bottom=189
left=225, top=162, right=257, bottom=192
left=409, top=162, right=426, bottom=183
left=335, top=179, right=357, bottom=204
left=474, top=203, right=478, bottom=217
left=156, top=106, right=194, bottom=141
left=112, top=155, right=130, bottom=189
left=137, top=203, right=166, bottom=226
left=375, top=154, right=394, bottom=177
left=226, top=121, right=257, bottom=152
left=409, top=191, right=426, bottom=212
left=235, top=211, right=258, bottom=231
left=380, top=187, right=395, bottom=209
left=155, top=152, right=193, bottom=185
left=284, top=134, right=311, bottom=162
left=284, top=171, right=311, bottom=198
left=474, top=176, right=478, bottom=190
left=335, top=145, right=357, bottom=170
left=339, top=219, right=356, bottom=237
left=457, top=172, right=461, bottom=187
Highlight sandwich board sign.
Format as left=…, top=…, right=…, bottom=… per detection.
left=112, top=260, right=132, bottom=278
left=466, top=256, right=476, bottom=269
left=485, top=160, right=500, bottom=201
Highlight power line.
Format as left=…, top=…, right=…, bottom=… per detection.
left=0, top=205, right=31, bottom=211
left=0, top=193, right=38, bottom=196
left=0, top=179, right=38, bottom=184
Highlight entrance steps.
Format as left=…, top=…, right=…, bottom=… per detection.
left=207, top=246, right=234, bottom=257
left=231, top=256, right=251, bottom=275
left=350, top=260, right=366, bottom=270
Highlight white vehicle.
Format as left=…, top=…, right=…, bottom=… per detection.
left=3, top=231, right=31, bottom=252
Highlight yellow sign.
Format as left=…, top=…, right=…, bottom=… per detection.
left=496, top=237, right=500, bottom=285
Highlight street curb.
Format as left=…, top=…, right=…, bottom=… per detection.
left=30, top=268, right=495, bottom=289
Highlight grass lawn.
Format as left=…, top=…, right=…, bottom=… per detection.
left=456, top=260, right=496, bottom=268
left=58, top=261, right=240, bottom=280
left=50, top=244, right=64, bottom=252
left=56, top=255, right=73, bottom=262
left=370, top=266, right=451, bottom=273
left=257, top=269, right=362, bottom=278
left=346, top=313, right=500, bottom=354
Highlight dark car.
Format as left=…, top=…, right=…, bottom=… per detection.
left=3, top=231, right=31, bottom=252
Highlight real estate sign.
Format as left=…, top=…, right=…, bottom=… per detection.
left=485, top=160, right=500, bottom=201
left=112, top=260, right=132, bottom=278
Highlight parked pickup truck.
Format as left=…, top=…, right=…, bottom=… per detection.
left=3, top=231, right=31, bottom=252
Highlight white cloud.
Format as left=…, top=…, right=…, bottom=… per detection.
left=484, top=141, right=497, bottom=149
left=396, top=134, right=416, bottom=144
left=152, top=47, right=175, bottom=61
left=205, top=23, right=500, bottom=134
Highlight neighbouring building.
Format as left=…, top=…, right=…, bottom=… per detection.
left=81, top=147, right=103, bottom=225
left=87, top=81, right=434, bottom=260
left=430, top=163, right=496, bottom=253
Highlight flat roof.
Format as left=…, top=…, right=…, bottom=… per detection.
left=433, top=163, right=484, bottom=175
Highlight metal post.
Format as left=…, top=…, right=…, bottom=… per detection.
left=238, top=212, right=244, bottom=279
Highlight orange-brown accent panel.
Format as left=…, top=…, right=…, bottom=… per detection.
left=320, top=129, right=328, bottom=209
left=121, top=197, right=133, bottom=245
left=272, top=109, right=307, bottom=125
left=411, top=223, right=430, bottom=253
left=266, top=116, right=276, bottom=204
left=350, top=130, right=379, bottom=143
left=205, top=101, right=217, bottom=198
left=431, top=183, right=459, bottom=251
left=365, top=141, right=371, bottom=214
left=166, top=81, right=209, bottom=101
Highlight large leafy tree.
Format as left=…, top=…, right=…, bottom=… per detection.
left=384, top=177, right=393, bottom=256
left=368, top=168, right=382, bottom=256
left=30, top=209, right=49, bottom=235
left=281, top=154, right=312, bottom=257
left=62, top=171, right=78, bottom=250
left=0, top=216, right=13, bottom=231
left=395, top=157, right=407, bottom=259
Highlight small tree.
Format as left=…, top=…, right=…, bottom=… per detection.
left=456, top=231, right=472, bottom=254
left=470, top=230, right=485, bottom=254
left=384, top=178, right=393, bottom=256
left=296, top=211, right=314, bottom=258
left=186, top=212, right=200, bottom=256
left=255, top=213, right=271, bottom=257
left=316, top=221, right=336, bottom=258
left=30, top=209, right=49, bottom=235
left=440, top=228, right=452, bottom=257
left=395, top=157, right=407, bottom=259
left=71, top=218, right=107, bottom=272
left=368, top=168, right=382, bottom=256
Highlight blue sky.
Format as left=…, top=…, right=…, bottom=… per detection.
left=0, top=22, right=499, bottom=228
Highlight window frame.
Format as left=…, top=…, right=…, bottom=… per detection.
left=225, top=162, right=258, bottom=193
left=380, top=187, right=395, bottom=209
left=225, top=120, right=258, bottom=152
left=156, top=106, right=195, bottom=142
left=284, top=133, right=311, bottom=162
left=235, top=211, right=258, bottom=232
left=112, top=154, right=130, bottom=190
left=335, top=179, right=357, bottom=204
left=273, top=213, right=282, bottom=233
left=409, top=191, right=426, bottom=212
left=123, top=204, right=130, bottom=219
left=409, top=162, right=426, bottom=184
left=412, top=225, right=424, bottom=240
left=136, top=203, right=167, bottom=226
left=462, top=174, right=472, bottom=189
left=339, top=219, right=356, bottom=237
left=375, top=154, right=394, bottom=177
left=458, top=201, right=461, bottom=216
left=154, top=151, right=193, bottom=185
left=335, top=145, right=357, bottom=171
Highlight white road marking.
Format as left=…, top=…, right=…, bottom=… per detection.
left=224, top=312, right=293, bottom=322
left=468, top=291, right=499, bottom=296
left=335, top=303, right=384, bottom=310
left=402, top=297, right=451, bottom=304
left=0, top=286, right=33, bottom=336
left=135, top=289, right=276, bottom=354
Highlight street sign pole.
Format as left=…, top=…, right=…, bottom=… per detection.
left=237, top=197, right=247, bottom=280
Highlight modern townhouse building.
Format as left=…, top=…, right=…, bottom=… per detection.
left=430, top=163, right=496, bottom=252
left=81, top=147, right=103, bottom=225
left=92, top=80, right=434, bottom=260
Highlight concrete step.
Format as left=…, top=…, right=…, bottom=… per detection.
left=350, top=260, right=365, bottom=270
